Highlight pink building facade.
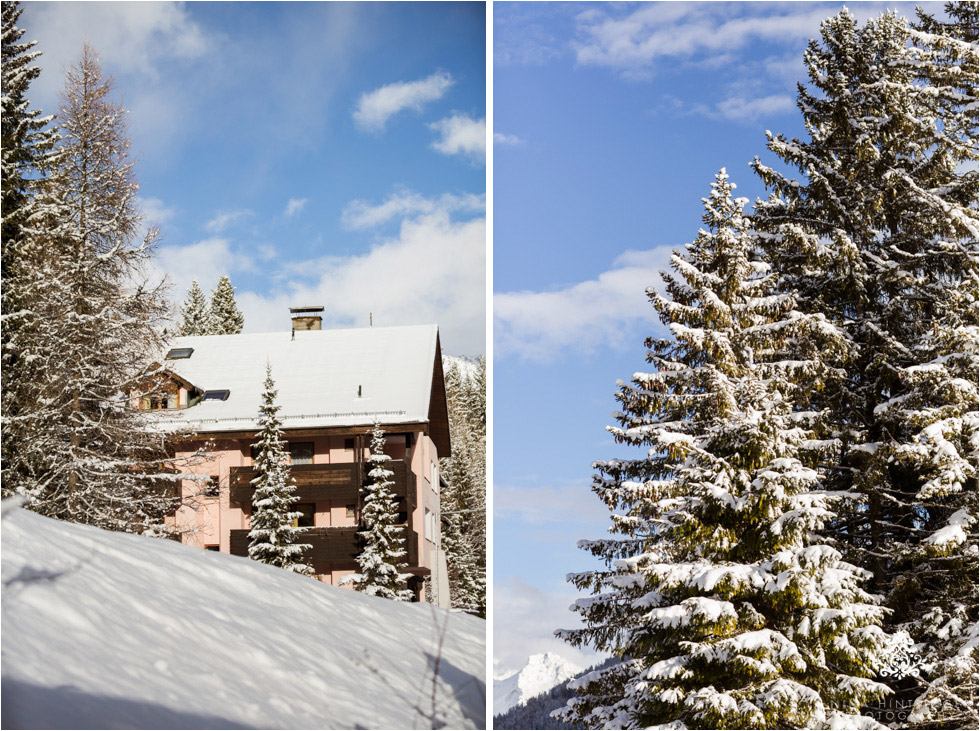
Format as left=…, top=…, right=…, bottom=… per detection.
left=148, top=315, right=451, bottom=603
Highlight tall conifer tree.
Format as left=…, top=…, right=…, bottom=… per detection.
left=558, top=172, right=892, bottom=730
left=178, top=278, right=211, bottom=336
left=247, top=364, right=312, bottom=574
left=2, top=44, right=178, bottom=534
left=209, top=275, right=245, bottom=334
left=1, top=0, right=59, bottom=498
left=751, top=10, right=978, bottom=724
left=440, top=357, right=487, bottom=616
left=345, top=425, right=412, bottom=600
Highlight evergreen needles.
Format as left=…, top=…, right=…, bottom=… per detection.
left=560, top=6, right=978, bottom=729
left=344, top=425, right=413, bottom=600
left=247, top=364, right=313, bottom=575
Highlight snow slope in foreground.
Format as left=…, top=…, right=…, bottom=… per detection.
left=1, top=505, right=486, bottom=730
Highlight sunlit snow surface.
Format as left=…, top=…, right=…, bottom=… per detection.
left=1, top=505, right=486, bottom=729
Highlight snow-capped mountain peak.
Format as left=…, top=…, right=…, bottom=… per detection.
left=493, top=652, right=582, bottom=715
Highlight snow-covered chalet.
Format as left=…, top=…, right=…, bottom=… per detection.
left=142, top=307, right=450, bottom=602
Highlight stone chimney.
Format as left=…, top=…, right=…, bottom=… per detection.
left=290, top=306, right=323, bottom=331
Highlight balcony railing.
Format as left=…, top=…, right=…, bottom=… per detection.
left=229, top=524, right=420, bottom=567
left=228, top=460, right=414, bottom=505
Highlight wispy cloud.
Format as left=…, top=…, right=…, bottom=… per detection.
left=204, top=209, right=252, bottom=234
left=494, top=247, right=673, bottom=361
left=495, top=483, right=600, bottom=526
left=341, top=189, right=485, bottom=230
left=429, top=114, right=486, bottom=163
left=493, top=131, right=524, bottom=146
left=493, top=577, right=602, bottom=677
left=139, top=196, right=177, bottom=225
left=283, top=197, right=308, bottom=218
left=352, top=71, right=454, bottom=132
left=572, top=2, right=915, bottom=80
left=660, top=92, right=796, bottom=123
left=24, top=1, right=209, bottom=99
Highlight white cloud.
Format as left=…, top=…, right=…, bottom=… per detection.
left=283, top=198, right=308, bottom=218
left=429, top=114, right=486, bottom=163
left=20, top=2, right=214, bottom=159
left=495, top=483, right=601, bottom=526
left=237, top=209, right=486, bottom=356
left=341, top=189, right=485, bottom=230
left=352, top=71, right=454, bottom=132
left=204, top=209, right=252, bottom=234
left=493, top=577, right=602, bottom=678
left=493, top=132, right=524, bottom=146
left=23, top=2, right=209, bottom=100
left=572, top=2, right=915, bottom=80
left=661, top=92, right=796, bottom=124
left=155, top=237, right=245, bottom=299
left=716, top=93, right=796, bottom=122
left=494, top=247, right=673, bottom=361
left=138, top=196, right=177, bottom=225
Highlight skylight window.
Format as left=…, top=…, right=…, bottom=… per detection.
left=202, top=390, right=230, bottom=401
left=166, top=347, right=194, bottom=360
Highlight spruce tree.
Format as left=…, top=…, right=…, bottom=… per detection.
left=440, top=356, right=487, bottom=616
left=178, top=278, right=211, bottom=336
left=903, top=7, right=979, bottom=727
left=2, top=44, right=179, bottom=534
left=1, top=0, right=58, bottom=499
left=247, top=364, right=312, bottom=574
left=557, top=172, right=892, bottom=730
left=209, top=274, right=244, bottom=334
left=751, top=9, right=978, bottom=725
left=344, top=425, right=413, bottom=600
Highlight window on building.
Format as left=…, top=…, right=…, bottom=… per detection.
left=289, top=442, right=314, bottom=465
left=344, top=437, right=355, bottom=451
left=346, top=504, right=356, bottom=518
left=204, top=545, right=219, bottom=551
left=291, top=503, right=315, bottom=528
left=165, top=347, right=194, bottom=360
left=430, top=462, right=439, bottom=494
left=424, top=507, right=433, bottom=542
left=139, top=394, right=176, bottom=410
left=202, top=390, right=230, bottom=401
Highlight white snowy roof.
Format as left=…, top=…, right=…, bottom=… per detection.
left=151, top=324, right=447, bottom=442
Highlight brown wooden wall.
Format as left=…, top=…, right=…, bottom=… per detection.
left=230, top=524, right=419, bottom=566
left=228, top=460, right=412, bottom=505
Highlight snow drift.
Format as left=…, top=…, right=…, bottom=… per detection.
left=1, top=504, right=486, bottom=729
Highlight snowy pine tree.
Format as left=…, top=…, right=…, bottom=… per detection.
left=344, top=425, right=413, bottom=600
left=3, top=43, right=180, bottom=534
left=209, top=275, right=244, bottom=334
left=247, top=364, right=312, bottom=574
left=751, top=9, right=978, bottom=726
left=558, top=172, right=892, bottom=730
left=440, top=356, right=487, bottom=616
left=1, top=0, right=59, bottom=499
left=1, top=0, right=54, bottom=276
left=178, top=278, right=212, bottom=336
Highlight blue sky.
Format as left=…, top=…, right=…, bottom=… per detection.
left=492, top=0, right=938, bottom=676
left=22, top=1, right=486, bottom=356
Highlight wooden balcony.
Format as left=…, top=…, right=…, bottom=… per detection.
left=228, top=460, right=414, bottom=505
left=229, top=524, right=420, bottom=567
